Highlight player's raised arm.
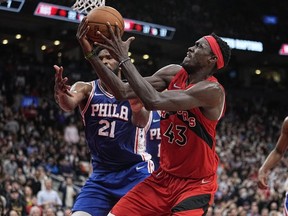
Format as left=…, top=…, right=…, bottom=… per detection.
left=257, top=117, right=288, bottom=189
left=54, top=65, right=91, bottom=112
left=77, top=17, right=128, bottom=99
left=77, top=17, right=175, bottom=100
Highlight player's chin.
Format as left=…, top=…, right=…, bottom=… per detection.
left=182, top=56, right=190, bottom=64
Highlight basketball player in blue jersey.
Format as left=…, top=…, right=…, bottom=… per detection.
left=146, top=111, right=161, bottom=170
left=53, top=48, right=154, bottom=216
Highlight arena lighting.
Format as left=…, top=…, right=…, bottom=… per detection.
left=263, top=15, right=278, bottom=25
left=34, top=2, right=84, bottom=23
left=34, top=2, right=176, bottom=40
left=221, top=37, right=263, bottom=52
left=15, top=34, right=21, bottom=39
left=0, top=0, right=25, bottom=12
left=2, top=39, right=8, bottom=45
left=279, top=44, right=288, bottom=56
left=124, top=19, right=176, bottom=40
left=143, top=54, right=149, bottom=60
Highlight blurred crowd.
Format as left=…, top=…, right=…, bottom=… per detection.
left=0, top=44, right=288, bottom=216
left=106, top=0, right=286, bottom=50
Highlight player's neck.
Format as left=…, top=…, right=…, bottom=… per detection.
left=187, top=73, right=210, bottom=85
left=99, top=80, right=113, bottom=94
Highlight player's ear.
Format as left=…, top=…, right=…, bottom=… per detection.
left=209, top=55, right=217, bottom=65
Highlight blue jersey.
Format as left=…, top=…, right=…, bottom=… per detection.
left=73, top=80, right=153, bottom=216
left=80, top=80, right=151, bottom=173
left=146, top=111, right=161, bottom=170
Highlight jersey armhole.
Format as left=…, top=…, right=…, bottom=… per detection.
left=80, top=81, right=95, bottom=120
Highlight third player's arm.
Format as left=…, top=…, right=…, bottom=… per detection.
left=258, top=117, right=288, bottom=189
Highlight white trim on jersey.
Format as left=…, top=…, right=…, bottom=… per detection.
left=98, top=80, right=114, bottom=98
left=80, top=81, right=95, bottom=126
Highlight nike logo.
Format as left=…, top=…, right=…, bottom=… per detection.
left=173, top=83, right=181, bottom=89
left=136, top=165, right=146, bottom=171
left=152, top=119, right=160, bottom=123
left=201, top=179, right=210, bottom=184
left=95, top=93, right=104, bottom=96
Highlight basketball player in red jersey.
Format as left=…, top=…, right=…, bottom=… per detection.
left=258, top=117, right=288, bottom=216
left=77, top=18, right=231, bottom=215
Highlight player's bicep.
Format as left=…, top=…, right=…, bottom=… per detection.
left=119, top=64, right=179, bottom=99
left=146, top=64, right=180, bottom=91
left=70, top=82, right=91, bottom=103
left=147, top=82, right=224, bottom=111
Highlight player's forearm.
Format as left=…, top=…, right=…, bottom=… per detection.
left=120, top=60, right=159, bottom=110
left=260, top=150, right=282, bottom=172
left=55, top=92, right=77, bottom=112
left=88, top=56, right=130, bottom=100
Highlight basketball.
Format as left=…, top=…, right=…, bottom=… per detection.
left=86, top=6, right=124, bottom=43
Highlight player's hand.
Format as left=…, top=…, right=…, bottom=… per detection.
left=54, top=65, right=72, bottom=97
left=94, top=22, right=134, bottom=62
left=76, top=17, right=94, bottom=55
left=257, top=168, right=269, bottom=190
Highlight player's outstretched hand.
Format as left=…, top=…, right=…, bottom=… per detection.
left=54, top=65, right=72, bottom=97
left=257, top=168, right=269, bottom=190
left=94, top=22, right=134, bottom=62
left=76, top=17, right=94, bottom=56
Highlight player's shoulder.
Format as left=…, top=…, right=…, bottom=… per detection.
left=71, top=81, right=93, bottom=94
left=153, top=64, right=181, bottom=82
left=159, top=64, right=182, bottom=74
left=73, top=81, right=93, bottom=88
left=283, top=116, right=288, bottom=131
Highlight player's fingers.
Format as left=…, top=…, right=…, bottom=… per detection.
left=77, top=17, right=88, bottom=38
left=65, top=87, right=73, bottom=96
left=96, top=31, right=111, bottom=45
left=62, top=77, right=69, bottom=87
left=80, top=18, right=89, bottom=36
left=257, top=179, right=268, bottom=190
left=106, top=22, right=117, bottom=40
left=57, top=66, right=64, bottom=80
left=115, top=22, right=121, bottom=39
left=126, top=37, right=135, bottom=46
left=54, top=65, right=60, bottom=75
left=79, top=17, right=88, bottom=30
left=258, top=183, right=268, bottom=190
left=54, top=65, right=63, bottom=82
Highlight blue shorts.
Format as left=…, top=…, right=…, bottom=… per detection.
left=72, top=161, right=151, bottom=216
left=284, top=191, right=288, bottom=216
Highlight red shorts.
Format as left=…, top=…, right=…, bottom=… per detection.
left=110, top=168, right=218, bottom=216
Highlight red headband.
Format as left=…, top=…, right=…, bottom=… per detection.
left=204, top=36, right=224, bottom=69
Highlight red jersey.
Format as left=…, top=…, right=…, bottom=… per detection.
left=160, top=67, right=225, bottom=179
